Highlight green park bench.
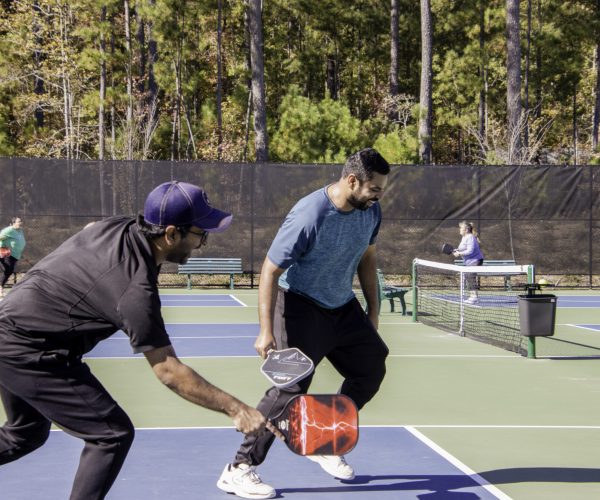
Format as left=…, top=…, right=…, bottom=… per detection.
left=376, top=268, right=410, bottom=315
left=178, top=257, right=243, bottom=289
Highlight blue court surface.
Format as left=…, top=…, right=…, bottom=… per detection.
left=160, top=294, right=246, bottom=307
left=85, top=323, right=259, bottom=358
left=556, top=296, right=600, bottom=308
left=0, top=427, right=503, bottom=500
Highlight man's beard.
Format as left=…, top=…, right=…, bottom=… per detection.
left=165, top=249, right=192, bottom=264
left=348, top=194, right=376, bottom=211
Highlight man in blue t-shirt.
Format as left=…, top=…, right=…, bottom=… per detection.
left=218, top=149, right=391, bottom=499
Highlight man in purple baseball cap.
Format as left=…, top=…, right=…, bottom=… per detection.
left=144, top=180, right=233, bottom=233
left=0, top=180, right=280, bottom=499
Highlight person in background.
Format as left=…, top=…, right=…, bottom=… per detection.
left=0, top=217, right=25, bottom=298
left=453, top=220, right=484, bottom=304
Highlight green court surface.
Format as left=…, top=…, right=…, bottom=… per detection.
left=2, top=288, right=600, bottom=499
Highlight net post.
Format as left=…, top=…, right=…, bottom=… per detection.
left=525, top=264, right=536, bottom=358
left=526, top=264, right=535, bottom=283
left=411, top=259, right=417, bottom=322
left=527, top=337, right=537, bottom=359
left=459, top=271, right=465, bottom=335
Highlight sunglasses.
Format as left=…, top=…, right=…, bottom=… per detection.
left=180, top=227, right=209, bottom=247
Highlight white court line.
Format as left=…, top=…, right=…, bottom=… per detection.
left=557, top=295, right=600, bottom=297
left=229, top=294, right=248, bottom=307
left=87, top=355, right=257, bottom=360
left=50, top=423, right=600, bottom=431
left=405, top=426, right=513, bottom=500
left=103, top=336, right=256, bottom=340
left=164, top=322, right=257, bottom=325
left=387, top=354, right=519, bottom=358
left=379, top=321, right=424, bottom=325
left=161, top=296, right=241, bottom=302
left=406, top=425, right=600, bottom=429
left=567, top=324, right=600, bottom=332
left=89, top=354, right=522, bottom=360
left=162, top=304, right=245, bottom=309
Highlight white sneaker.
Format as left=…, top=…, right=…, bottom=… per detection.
left=216, top=463, right=275, bottom=499
left=306, top=455, right=355, bottom=480
left=464, top=296, right=479, bottom=305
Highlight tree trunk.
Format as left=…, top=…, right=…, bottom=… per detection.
left=99, top=6, right=107, bottom=161
left=247, top=0, right=268, bottom=161
left=137, top=17, right=146, bottom=95
left=478, top=0, right=486, bottom=140
left=124, top=0, right=134, bottom=160
left=110, top=28, right=117, bottom=161
left=171, top=59, right=182, bottom=161
left=593, top=3, right=600, bottom=150
left=593, top=45, right=600, bottom=151
left=534, top=0, right=542, bottom=119
left=98, top=5, right=107, bottom=213
left=33, top=1, right=45, bottom=128
left=390, top=0, right=399, bottom=98
left=141, top=0, right=159, bottom=159
left=326, top=55, right=338, bottom=100
left=573, top=88, right=578, bottom=165
left=242, top=8, right=252, bottom=161
left=148, top=0, right=158, bottom=102
left=389, top=0, right=400, bottom=121
left=506, top=0, right=522, bottom=163
left=523, top=0, right=531, bottom=150
left=59, top=5, right=73, bottom=159
left=217, top=0, right=223, bottom=160
left=418, top=0, right=433, bottom=164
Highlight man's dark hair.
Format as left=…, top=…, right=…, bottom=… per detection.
left=136, top=214, right=192, bottom=238
left=342, top=148, right=390, bottom=182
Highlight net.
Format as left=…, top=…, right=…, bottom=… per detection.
left=412, top=259, right=535, bottom=355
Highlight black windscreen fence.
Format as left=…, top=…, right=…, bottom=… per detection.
left=0, top=158, right=598, bottom=286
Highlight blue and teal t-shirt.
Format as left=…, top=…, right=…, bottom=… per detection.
left=267, top=187, right=381, bottom=309
left=0, top=226, right=26, bottom=259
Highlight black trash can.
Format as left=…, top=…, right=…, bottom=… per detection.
left=518, top=292, right=557, bottom=337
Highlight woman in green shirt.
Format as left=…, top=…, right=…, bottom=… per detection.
left=0, top=217, right=26, bottom=298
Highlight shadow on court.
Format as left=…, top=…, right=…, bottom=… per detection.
left=278, top=474, right=489, bottom=498
left=480, top=467, right=600, bottom=484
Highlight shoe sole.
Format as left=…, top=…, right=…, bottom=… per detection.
left=216, top=479, right=275, bottom=499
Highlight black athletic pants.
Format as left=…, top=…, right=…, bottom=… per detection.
left=233, top=289, right=389, bottom=467
left=0, top=256, right=17, bottom=287
left=0, top=351, right=135, bottom=500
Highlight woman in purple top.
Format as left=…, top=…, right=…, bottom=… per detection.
left=453, top=221, right=484, bottom=304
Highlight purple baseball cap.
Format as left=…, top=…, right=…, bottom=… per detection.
left=144, top=181, right=233, bottom=233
